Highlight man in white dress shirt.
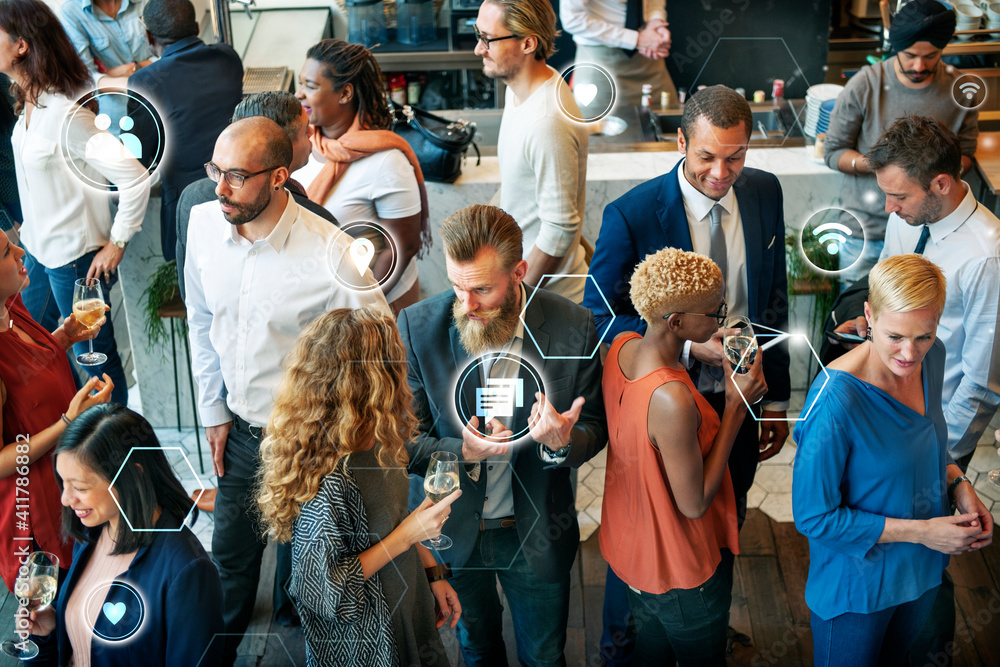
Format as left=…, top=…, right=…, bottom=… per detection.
left=185, top=117, right=388, bottom=665
left=475, top=0, right=590, bottom=303
left=560, top=0, right=675, bottom=107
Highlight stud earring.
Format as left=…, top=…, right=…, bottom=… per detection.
left=274, top=186, right=279, bottom=191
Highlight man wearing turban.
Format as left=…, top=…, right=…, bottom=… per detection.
left=823, top=0, right=978, bottom=284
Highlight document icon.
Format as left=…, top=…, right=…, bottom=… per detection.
left=476, top=378, right=524, bottom=420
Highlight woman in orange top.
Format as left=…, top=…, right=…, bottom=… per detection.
left=600, top=247, right=766, bottom=666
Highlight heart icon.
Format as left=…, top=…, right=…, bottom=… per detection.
left=574, top=83, right=598, bottom=107
left=102, top=602, right=126, bottom=625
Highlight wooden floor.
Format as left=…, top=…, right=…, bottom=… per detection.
left=2, top=508, right=998, bottom=666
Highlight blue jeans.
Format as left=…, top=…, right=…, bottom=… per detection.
left=625, top=550, right=734, bottom=667
left=20, top=248, right=128, bottom=405
left=811, top=586, right=938, bottom=667
left=599, top=566, right=635, bottom=666
left=451, top=526, right=570, bottom=667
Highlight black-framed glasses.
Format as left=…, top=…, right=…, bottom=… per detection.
left=664, top=301, right=729, bottom=325
left=473, top=25, right=519, bottom=49
left=204, top=162, right=278, bottom=189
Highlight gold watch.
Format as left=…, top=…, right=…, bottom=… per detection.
left=112, top=238, right=127, bottom=250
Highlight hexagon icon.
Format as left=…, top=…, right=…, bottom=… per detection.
left=109, top=447, right=206, bottom=532
left=689, top=37, right=813, bottom=148
left=728, top=323, right=830, bottom=423
left=522, top=274, right=615, bottom=360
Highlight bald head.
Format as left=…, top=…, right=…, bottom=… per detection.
left=218, top=116, right=294, bottom=171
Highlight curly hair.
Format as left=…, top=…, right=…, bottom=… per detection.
left=257, top=305, right=418, bottom=543
left=305, top=38, right=391, bottom=131
left=630, top=247, right=724, bottom=323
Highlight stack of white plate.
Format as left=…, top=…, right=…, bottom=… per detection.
left=953, top=3, right=983, bottom=41
left=985, top=3, right=1000, bottom=35
left=804, top=84, right=843, bottom=137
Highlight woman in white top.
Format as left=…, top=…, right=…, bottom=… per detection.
left=0, top=0, right=150, bottom=405
left=296, top=39, right=429, bottom=313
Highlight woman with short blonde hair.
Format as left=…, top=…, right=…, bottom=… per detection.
left=793, top=254, right=992, bottom=667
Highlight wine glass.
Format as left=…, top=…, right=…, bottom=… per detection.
left=422, top=451, right=459, bottom=551
left=0, top=551, right=60, bottom=660
left=722, top=315, right=758, bottom=375
left=72, top=278, right=107, bottom=367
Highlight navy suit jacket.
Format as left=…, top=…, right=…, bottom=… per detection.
left=128, top=36, right=243, bottom=260
left=398, top=289, right=607, bottom=582
left=583, top=161, right=791, bottom=403
left=33, top=513, right=223, bottom=667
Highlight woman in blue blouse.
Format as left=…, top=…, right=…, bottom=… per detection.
left=793, top=254, right=993, bottom=667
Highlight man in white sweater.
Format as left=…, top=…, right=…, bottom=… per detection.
left=475, top=0, right=590, bottom=303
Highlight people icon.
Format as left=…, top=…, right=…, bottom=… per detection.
left=85, top=113, right=141, bottom=161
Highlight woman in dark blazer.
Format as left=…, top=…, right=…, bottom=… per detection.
left=27, top=404, right=223, bottom=666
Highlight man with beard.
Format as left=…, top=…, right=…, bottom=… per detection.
left=398, top=204, right=607, bottom=666
left=184, top=116, right=388, bottom=666
left=832, top=115, right=1000, bottom=667
left=475, top=0, right=590, bottom=303
left=823, top=0, right=978, bottom=283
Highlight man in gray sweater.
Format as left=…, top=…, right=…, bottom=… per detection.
left=823, top=0, right=978, bottom=282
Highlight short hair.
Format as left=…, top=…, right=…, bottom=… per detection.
left=440, top=204, right=523, bottom=271
left=233, top=91, right=305, bottom=148
left=487, top=0, right=558, bottom=61
left=225, top=116, right=293, bottom=170
left=305, top=39, right=391, bottom=131
left=865, top=115, right=962, bottom=190
left=680, top=85, right=753, bottom=142
left=630, top=247, right=724, bottom=323
left=142, top=0, right=198, bottom=44
left=868, top=254, right=946, bottom=320
left=54, top=404, right=197, bottom=555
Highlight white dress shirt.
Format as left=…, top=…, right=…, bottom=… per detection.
left=560, top=0, right=667, bottom=49
left=12, top=91, right=150, bottom=268
left=185, top=194, right=390, bottom=427
left=880, top=183, right=1000, bottom=459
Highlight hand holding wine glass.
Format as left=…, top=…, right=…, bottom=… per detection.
left=722, top=316, right=758, bottom=375
left=72, top=278, right=107, bottom=367
left=422, top=451, right=460, bottom=550
left=1, top=551, right=60, bottom=660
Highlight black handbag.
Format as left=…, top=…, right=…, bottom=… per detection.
left=391, top=101, right=480, bottom=183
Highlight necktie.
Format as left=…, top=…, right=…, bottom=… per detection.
left=623, top=0, right=642, bottom=57
left=709, top=204, right=728, bottom=281
left=913, top=225, right=931, bottom=254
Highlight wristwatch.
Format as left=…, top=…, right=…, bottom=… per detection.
left=538, top=442, right=571, bottom=463
left=947, top=475, right=971, bottom=500
left=111, top=237, right=127, bottom=250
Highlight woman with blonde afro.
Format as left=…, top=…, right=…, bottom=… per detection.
left=257, top=306, right=461, bottom=667
left=599, top=247, right=766, bottom=666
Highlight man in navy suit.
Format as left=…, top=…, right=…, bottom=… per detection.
left=399, top=204, right=607, bottom=666
left=584, top=84, right=790, bottom=663
left=128, top=0, right=242, bottom=261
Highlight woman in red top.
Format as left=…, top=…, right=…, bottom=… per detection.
left=600, top=247, right=766, bottom=666
left=0, top=233, right=113, bottom=591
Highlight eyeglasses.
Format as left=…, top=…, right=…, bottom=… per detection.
left=664, top=301, right=729, bottom=325
left=473, top=25, right=519, bottom=49
left=204, top=162, right=279, bottom=189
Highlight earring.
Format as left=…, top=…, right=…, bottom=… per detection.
left=274, top=186, right=279, bottom=191
left=866, top=324, right=872, bottom=342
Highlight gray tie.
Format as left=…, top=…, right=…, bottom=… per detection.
left=709, top=204, right=728, bottom=281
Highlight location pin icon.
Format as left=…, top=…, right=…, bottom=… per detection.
left=349, top=238, right=375, bottom=276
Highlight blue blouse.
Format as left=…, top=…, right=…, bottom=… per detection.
left=792, top=340, right=950, bottom=620
left=60, top=0, right=151, bottom=81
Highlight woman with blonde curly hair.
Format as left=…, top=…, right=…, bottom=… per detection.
left=257, top=306, right=461, bottom=667
left=600, top=247, right=766, bottom=666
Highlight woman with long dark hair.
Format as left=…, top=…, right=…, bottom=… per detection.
left=296, top=39, right=429, bottom=313
left=26, top=404, right=223, bottom=666
left=0, top=0, right=150, bottom=406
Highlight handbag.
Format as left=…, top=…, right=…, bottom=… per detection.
left=391, top=101, right=480, bottom=183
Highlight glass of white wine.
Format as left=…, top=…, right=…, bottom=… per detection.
left=422, top=451, right=459, bottom=551
left=73, top=278, right=107, bottom=367
left=0, top=551, right=60, bottom=660
left=722, top=315, right=758, bottom=376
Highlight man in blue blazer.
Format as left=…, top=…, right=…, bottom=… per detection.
left=399, top=204, right=607, bottom=666
left=584, top=84, right=790, bottom=663
left=128, top=0, right=242, bottom=261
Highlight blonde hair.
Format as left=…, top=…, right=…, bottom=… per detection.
left=487, top=0, right=558, bottom=61
left=440, top=204, right=523, bottom=271
left=630, top=247, right=724, bottom=323
left=868, top=254, right=946, bottom=320
left=257, top=306, right=418, bottom=543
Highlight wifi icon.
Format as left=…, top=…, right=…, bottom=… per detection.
left=960, top=82, right=981, bottom=101
left=813, top=222, right=853, bottom=256
left=953, top=74, right=986, bottom=109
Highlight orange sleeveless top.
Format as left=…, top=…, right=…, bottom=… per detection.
left=599, top=333, right=739, bottom=593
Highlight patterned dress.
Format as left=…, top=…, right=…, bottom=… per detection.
left=289, top=447, right=450, bottom=667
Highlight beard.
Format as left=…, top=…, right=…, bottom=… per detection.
left=219, top=185, right=271, bottom=226
left=452, top=280, right=521, bottom=357
left=909, top=191, right=943, bottom=226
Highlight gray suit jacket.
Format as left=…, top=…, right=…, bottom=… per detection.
left=398, top=288, right=607, bottom=581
